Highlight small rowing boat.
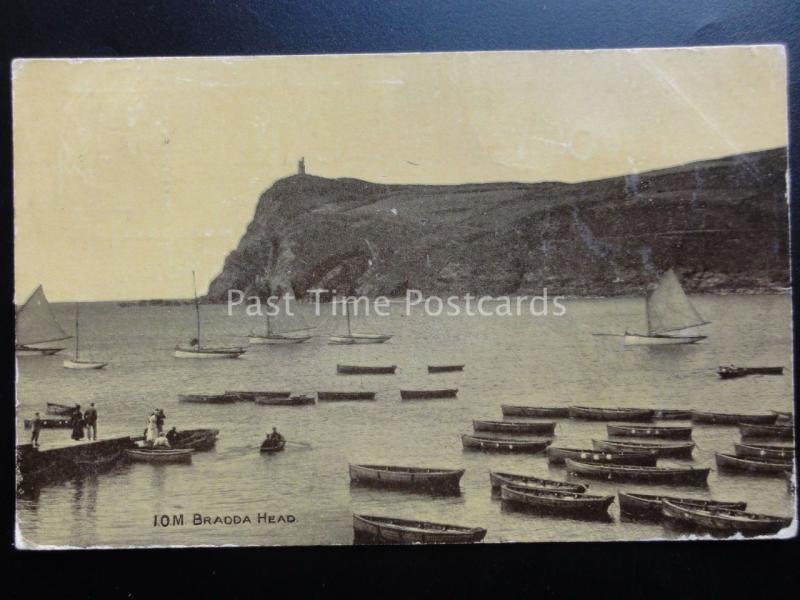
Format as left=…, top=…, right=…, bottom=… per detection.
left=124, top=448, right=194, bottom=463
left=733, top=443, right=794, bottom=461
left=546, top=446, right=656, bottom=466
left=565, top=459, right=709, bottom=486
left=349, top=464, right=464, bottom=492
left=662, top=501, right=791, bottom=536
left=618, top=492, right=746, bottom=520
left=337, top=364, right=397, bottom=375
left=352, top=514, right=486, bottom=544
left=740, top=423, right=794, bottom=440
left=178, top=394, right=237, bottom=404
left=717, top=366, right=784, bottom=379
left=317, top=391, right=376, bottom=402
left=225, top=391, right=291, bottom=401
left=46, top=402, right=74, bottom=416
left=400, top=389, right=458, bottom=400
left=473, top=420, right=556, bottom=435
left=592, top=439, right=695, bottom=459
left=692, top=411, right=776, bottom=425
left=501, top=405, right=570, bottom=418
left=259, top=439, right=286, bottom=453
left=568, top=406, right=654, bottom=421
left=170, top=428, right=219, bottom=451
left=428, top=365, right=464, bottom=373
left=489, top=471, right=587, bottom=493
left=607, top=424, right=692, bottom=440
left=461, top=434, right=551, bottom=454
left=255, top=394, right=315, bottom=406
left=501, top=485, right=615, bottom=516
left=715, top=452, right=793, bottom=475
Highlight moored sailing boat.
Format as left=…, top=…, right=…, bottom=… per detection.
left=248, top=296, right=314, bottom=344
left=15, top=285, right=70, bottom=355
left=623, top=269, right=709, bottom=345
left=174, top=272, right=245, bottom=359
left=328, top=297, right=391, bottom=345
left=63, top=304, right=108, bottom=369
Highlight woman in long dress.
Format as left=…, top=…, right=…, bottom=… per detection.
left=145, top=412, right=158, bottom=444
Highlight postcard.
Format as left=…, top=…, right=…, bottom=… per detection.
left=14, top=47, right=794, bottom=548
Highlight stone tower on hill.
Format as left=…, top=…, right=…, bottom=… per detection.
left=298, top=157, right=305, bottom=175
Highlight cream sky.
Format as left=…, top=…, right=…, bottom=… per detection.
left=13, top=46, right=787, bottom=302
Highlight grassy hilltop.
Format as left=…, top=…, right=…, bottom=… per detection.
left=208, top=148, right=788, bottom=300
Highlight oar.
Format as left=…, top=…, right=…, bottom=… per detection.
left=591, top=333, right=625, bottom=337
left=285, top=441, right=312, bottom=448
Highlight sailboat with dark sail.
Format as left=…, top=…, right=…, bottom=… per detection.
left=174, top=272, right=246, bottom=359
left=624, top=269, right=709, bottom=345
left=328, top=297, right=391, bottom=345
left=248, top=297, right=314, bottom=344
left=15, top=285, right=70, bottom=355
left=63, top=304, right=108, bottom=369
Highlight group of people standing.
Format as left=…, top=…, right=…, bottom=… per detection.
left=144, top=408, right=174, bottom=447
left=70, top=403, right=98, bottom=442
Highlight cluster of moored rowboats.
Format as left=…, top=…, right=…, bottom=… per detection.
left=175, top=363, right=465, bottom=406
left=347, top=405, right=794, bottom=543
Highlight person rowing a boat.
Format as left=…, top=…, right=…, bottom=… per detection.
left=261, top=427, right=285, bottom=450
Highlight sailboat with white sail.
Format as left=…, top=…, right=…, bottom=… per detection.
left=63, top=304, right=108, bottom=369
left=248, top=297, right=314, bottom=344
left=15, top=285, right=70, bottom=356
left=623, top=269, right=710, bottom=345
left=174, top=272, right=246, bottom=359
left=328, top=297, right=392, bottom=345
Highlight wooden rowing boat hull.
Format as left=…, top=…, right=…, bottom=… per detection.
left=124, top=449, right=193, bottom=463
left=546, top=447, right=656, bottom=466
left=740, top=424, right=794, bottom=440
left=400, top=389, right=458, bottom=400
left=489, top=471, right=587, bottom=493
left=618, top=492, right=746, bottom=520
left=349, top=464, right=464, bottom=492
left=662, top=501, right=791, bottom=536
left=692, top=411, right=776, bottom=425
left=592, top=439, right=695, bottom=459
left=337, top=364, right=397, bottom=375
left=353, top=514, right=486, bottom=544
left=501, top=405, right=570, bottom=418
left=733, top=443, right=794, bottom=461
left=715, top=452, right=793, bottom=475
left=462, top=435, right=551, bottom=454
left=317, top=391, right=376, bottom=401
left=501, top=485, right=614, bottom=516
left=565, top=459, right=709, bottom=485
left=568, top=406, right=654, bottom=421
left=607, top=424, right=693, bottom=439
left=473, top=420, right=556, bottom=435
left=178, top=394, right=237, bottom=404
left=428, top=365, right=464, bottom=373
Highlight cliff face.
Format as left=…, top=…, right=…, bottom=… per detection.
left=207, top=148, right=789, bottom=300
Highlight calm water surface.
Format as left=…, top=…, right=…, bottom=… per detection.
left=16, top=295, right=795, bottom=547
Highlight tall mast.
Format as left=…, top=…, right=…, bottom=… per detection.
left=345, top=297, right=352, bottom=337
left=192, top=271, right=201, bottom=346
left=75, top=303, right=80, bottom=360
left=266, top=308, right=272, bottom=337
